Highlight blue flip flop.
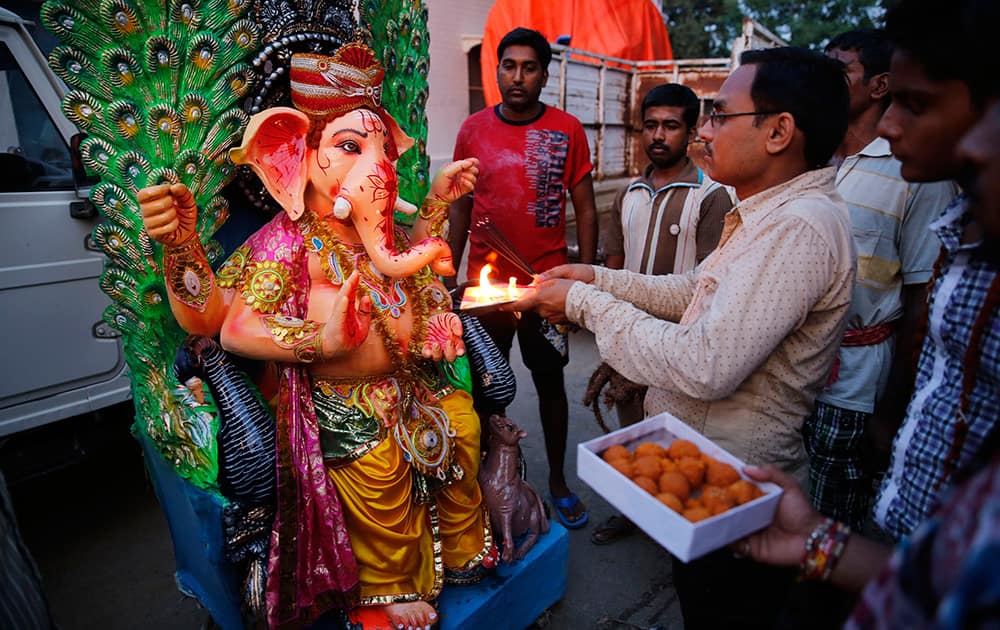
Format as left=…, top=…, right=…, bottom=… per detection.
left=548, top=492, right=589, bottom=529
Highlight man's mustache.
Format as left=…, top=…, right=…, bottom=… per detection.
left=648, top=142, right=669, bottom=151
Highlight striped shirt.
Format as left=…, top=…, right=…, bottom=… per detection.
left=874, top=196, right=1000, bottom=540
left=0, top=471, right=55, bottom=629
left=604, top=159, right=732, bottom=275
left=818, top=137, right=957, bottom=413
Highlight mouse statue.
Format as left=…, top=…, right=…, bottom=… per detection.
left=479, top=415, right=551, bottom=563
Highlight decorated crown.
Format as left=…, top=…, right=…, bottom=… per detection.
left=287, top=43, right=413, bottom=159
left=290, top=44, right=385, bottom=117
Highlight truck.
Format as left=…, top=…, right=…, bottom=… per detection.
left=0, top=7, right=132, bottom=479
left=538, top=17, right=787, bottom=240
left=425, top=9, right=785, bottom=262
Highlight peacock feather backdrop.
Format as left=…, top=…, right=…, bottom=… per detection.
left=41, top=0, right=261, bottom=490
left=40, top=0, right=433, bottom=492
left=362, top=0, right=432, bottom=221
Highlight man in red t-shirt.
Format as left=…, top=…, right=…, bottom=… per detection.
left=448, top=27, right=598, bottom=530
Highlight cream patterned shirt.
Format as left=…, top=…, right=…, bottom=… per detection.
left=566, top=168, right=856, bottom=483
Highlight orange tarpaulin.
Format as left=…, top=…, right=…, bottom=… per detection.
left=480, top=0, right=673, bottom=106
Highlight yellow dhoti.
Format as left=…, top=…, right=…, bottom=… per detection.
left=315, top=376, right=491, bottom=604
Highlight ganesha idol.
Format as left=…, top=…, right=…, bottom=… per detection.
left=139, top=43, right=495, bottom=630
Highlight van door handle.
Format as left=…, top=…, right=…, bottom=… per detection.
left=93, top=321, right=121, bottom=339
left=70, top=200, right=97, bottom=219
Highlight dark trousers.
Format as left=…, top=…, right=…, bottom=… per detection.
left=673, top=550, right=857, bottom=630
left=673, top=550, right=796, bottom=630
left=471, top=310, right=568, bottom=419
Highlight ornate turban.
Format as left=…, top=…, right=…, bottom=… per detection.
left=289, top=43, right=414, bottom=158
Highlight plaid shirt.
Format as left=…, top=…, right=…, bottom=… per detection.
left=873, top=196, right=1000, bottom=540
left=849, top=455, right=1000, bottom=628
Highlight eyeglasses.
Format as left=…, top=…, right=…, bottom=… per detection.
left=707, top=111, right=780, bottom=128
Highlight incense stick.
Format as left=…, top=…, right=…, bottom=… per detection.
left=471, top=217, right=537, bottom=278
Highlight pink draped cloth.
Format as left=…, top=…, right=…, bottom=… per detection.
left=241, top=214, right=359, bottom=629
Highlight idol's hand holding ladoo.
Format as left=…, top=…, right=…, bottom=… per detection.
left=422, top=311, right=466, bottom=362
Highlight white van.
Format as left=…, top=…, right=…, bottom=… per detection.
left=0, top=8, right=130, bottom=443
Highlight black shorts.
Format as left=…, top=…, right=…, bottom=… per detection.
left=474, top=310, right=569, bottom=374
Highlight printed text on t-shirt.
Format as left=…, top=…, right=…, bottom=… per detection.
left=525, top=129, right=569, bottom=228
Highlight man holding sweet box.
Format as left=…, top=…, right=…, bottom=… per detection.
left=509, top=47, right=855, bottom=629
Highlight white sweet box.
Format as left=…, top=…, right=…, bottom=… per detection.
left=577, top=412, right=782, bottom=562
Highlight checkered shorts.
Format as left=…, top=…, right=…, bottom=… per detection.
left=803, top=401, right=872, bottom=530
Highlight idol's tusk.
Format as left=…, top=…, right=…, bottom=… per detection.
left=394, top=197, right=418, bottom=215
left=333, top=196, right=352, bottom=220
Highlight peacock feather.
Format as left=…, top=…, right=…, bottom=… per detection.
left=41, top=0, right=261, bottom=491
left=41, top=0, right=434, bottom=491
left=361, top=0, right=432, bottom=225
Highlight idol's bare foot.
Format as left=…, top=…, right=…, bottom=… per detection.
left=384, top=600, right=437, bottom=629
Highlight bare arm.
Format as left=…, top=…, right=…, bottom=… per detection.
left=220, top=271, right=371, bottom=362
left=139, top=184, right=229, bottom=336
left=863, top=180, right=951, bottom=468
left=604, top=187, right=626, bottom=270
left=570, top=173, right=598, bottom=264
left=865, top=282, right=929, bottom=468
left=605, top=255, right=624, bottom=269
left=445, top=194, right=473, bottom=290
left=741, top=465, right=893, bottom=593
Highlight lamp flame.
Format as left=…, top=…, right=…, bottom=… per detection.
left=460, top=262, right=530, bottom=309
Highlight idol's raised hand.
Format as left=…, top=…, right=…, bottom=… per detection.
left=139, top=183, right=198, bottom=246
left=430, top=157, right=480, bottom=203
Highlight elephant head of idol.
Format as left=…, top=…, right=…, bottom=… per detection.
left=230, top=44, right=453, bottom=278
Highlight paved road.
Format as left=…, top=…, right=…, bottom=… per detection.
left=9, top=329, right=682, bottom=629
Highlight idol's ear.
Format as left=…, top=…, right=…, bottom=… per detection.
left=374, top=107, right=414, bottom=160
left=230, top=107, right=311, bottom=220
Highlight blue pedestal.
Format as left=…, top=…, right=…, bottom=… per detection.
left=437, top=521, right=569, bottom=630
left=142, top=432, right=569, bottom=630
left=140, top=435, right=245, bottom=630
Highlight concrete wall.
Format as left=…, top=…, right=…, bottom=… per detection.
left=426, top=0, right=493, bottom=176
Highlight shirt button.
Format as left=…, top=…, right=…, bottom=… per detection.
left=669, top=224, right=680, bottom=236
